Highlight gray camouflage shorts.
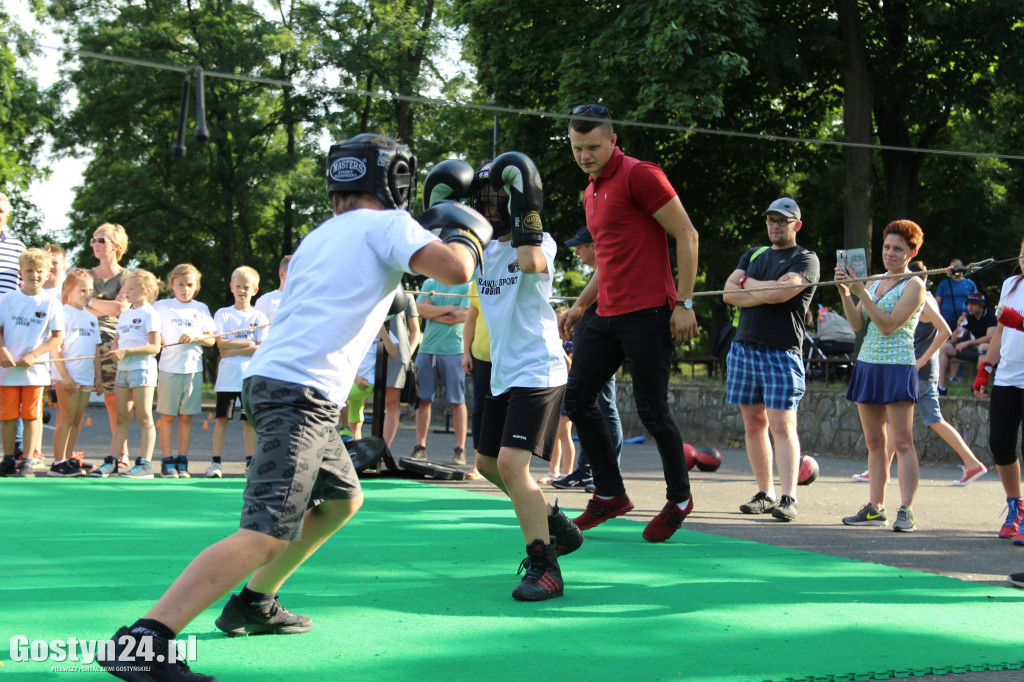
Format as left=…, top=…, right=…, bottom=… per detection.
left=239, top=375, right=362, bottom=541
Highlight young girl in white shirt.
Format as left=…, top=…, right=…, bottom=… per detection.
left=102, top=269, right=162, bottom=479
left=49, top=269, right=102, bottom=476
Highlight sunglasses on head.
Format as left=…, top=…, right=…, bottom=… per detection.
left=572, top=104, right=611, bottom=118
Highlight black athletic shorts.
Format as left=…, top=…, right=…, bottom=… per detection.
left=478, top=385, right=565, bottom=461
left=215, top=392, right=248, bottom=421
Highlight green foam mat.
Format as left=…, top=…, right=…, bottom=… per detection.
left=1, top=478, right=1021, bottom=681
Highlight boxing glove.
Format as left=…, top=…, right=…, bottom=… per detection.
left=998, top=307, right=1024, bottom=331
left=423, top=159, right=475, bottom=210
left=421, top=201, right=494, bottom=273
left=490, top=151, right=544, bottom=248
left=974, top=361, right=994, bottom=393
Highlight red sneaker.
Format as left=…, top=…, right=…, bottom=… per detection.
left=1000, top=498, right=1023, bottom=539
left=642, top=498, right=694, bottom=543
left=572, top=494, right=635, bottom=530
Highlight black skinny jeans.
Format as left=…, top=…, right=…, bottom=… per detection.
left=564, top=306, right=691, bottom=503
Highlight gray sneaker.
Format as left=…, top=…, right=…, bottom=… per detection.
left=892, top=506, right=917, bottom=532
left=450, top=447, right=466, bottom=466
left=120, top=457, right=155, bottom=479
left=410, top=445, right=427, bottom=461
left=771, top=495, right=798, bottom=521
left=740, top=491, right=778, bottom=514
left=843, top=503, right=888, bottom=527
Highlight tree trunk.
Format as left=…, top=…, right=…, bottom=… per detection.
left=837, top=0, right=875, bottom=263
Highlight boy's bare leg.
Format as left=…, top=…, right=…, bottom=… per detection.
left=2, top=419, right=17, bottom=455
left=159, top=414, right=176, bottom=459
left=247, top=496, right=364, bottom=594
left=497, top=446, right=549, bottom=543
left=177, top=414, right=194, bottom=454
left=143, top=530, right=290, bottom=634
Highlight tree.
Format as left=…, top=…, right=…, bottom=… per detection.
left=0, top=6, right=59, bottom=240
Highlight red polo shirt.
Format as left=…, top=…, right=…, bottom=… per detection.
left=584, top=147, right=678, bottom=316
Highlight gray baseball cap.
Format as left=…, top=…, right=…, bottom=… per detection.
left=762, top=197, right=801, bottom=221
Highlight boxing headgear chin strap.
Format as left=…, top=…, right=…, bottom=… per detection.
left=471, top=161, right=511, bottom=238
left=326, top=134, right=417, bottom=211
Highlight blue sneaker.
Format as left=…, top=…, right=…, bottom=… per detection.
left=120, top=457, right=155, bottom=479
left=161, top=456, right=179, bottom=478
left=175, top=455, right=191, bottom=478
left=88, top=456, right=118, bottom=478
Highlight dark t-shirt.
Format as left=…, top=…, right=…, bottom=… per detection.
left=734, top=244, right=820, bottom=353
left=962, top=309, right=997, bottom=341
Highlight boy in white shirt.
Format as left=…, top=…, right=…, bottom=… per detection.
left=209, top=266, right=268, bottom=476
left=154, top=264, right=216, bottom=478
left=99, top=134, right=491, bottom=682
left=253, top=254, right=291, bottom=324
left=0, top=249, right=64, bottom=477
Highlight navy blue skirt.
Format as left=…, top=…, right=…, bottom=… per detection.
left=846, top=361, right=919, bottom=405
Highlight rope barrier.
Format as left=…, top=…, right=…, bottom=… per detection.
left=407, top=257, right=1013, bottom=304
left=39, top=323, right=270, bottom=364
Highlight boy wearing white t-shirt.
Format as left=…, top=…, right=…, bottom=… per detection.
left=154, top=264, right=216, bottom=478
left=0, top=249, right=64, bottom=478
left=470, top=153, right=582, bottom=602
left=210, top=266, right=268, bottom=475
left=98, top=135, right=491, bottom=682
left=253, top=254, right=291, bottom=324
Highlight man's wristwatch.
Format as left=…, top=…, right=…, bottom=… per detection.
left=676, top=297, right=694, bottom=310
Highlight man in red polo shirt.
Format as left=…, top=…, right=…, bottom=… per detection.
left=559, top=105, right=699, bottom=542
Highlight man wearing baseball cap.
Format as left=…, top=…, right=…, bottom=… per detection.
left=553, top=227, right=623, bottom=492
left=938, top=290, right=997, bottom=395
left=722, top=197, right=819, bottom=522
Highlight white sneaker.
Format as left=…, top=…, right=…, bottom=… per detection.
left=205, top=462, right=223, bottom=478
left=851, top=470, right=870, bottom=482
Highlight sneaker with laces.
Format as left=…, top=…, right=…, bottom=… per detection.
left=175, top=455, right=191, bottom=478
left=843, top=503, right=888, bottom=527
left=643, top=498, right=693, bottom=542
left=999, top=497, right=1024, bottom=538
left=70, top=451, right=94, bottom=471
left=89, top=456, right=119, bottom=478
left=512, top=539, right=563, bottom=601
left=215, top=593, right=313, bottom=636
left=851, top=470, right=870, bottom=482
left=410, top=445, right=427, bottom=461
left=572, top=493, right=635, bottom=530
left=551, top=469, right=594, bottom=489
left=47, top=459, right=84, bottom=477
left=952, top=464, right=987, bottom=486
left=98, top=625, right=217, bottom=681
left=1009, top=573, right=1024, bottom=588
left=547, top=502, right=584, bottom=556
left=14, top=458, right=34, bottom=477
left=739, top=491, right=778, bottom=514
left=161, top=457, right=179, bottom=478
left=121, top=458, right=155, bottom=479
left=30, top=453, right=47, bottom=470
left=771, top=495, right=798, bottom=521
left=893, top=506, right=917, bottom=532
left=205, top=462, right=223, bottom=478
left=0, top=457, right=15, bottom=477
left=450, top=447, right=466, bottom=466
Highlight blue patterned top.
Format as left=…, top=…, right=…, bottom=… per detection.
left=858, top=278, right=922, bottom=365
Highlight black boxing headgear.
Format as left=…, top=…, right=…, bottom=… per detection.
left=470, top=161, right=511, bottom=238
left=326, top=133, right=417, bottom=211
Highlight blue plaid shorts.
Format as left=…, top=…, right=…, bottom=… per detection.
left=726, top=340, right=806, bottom=411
